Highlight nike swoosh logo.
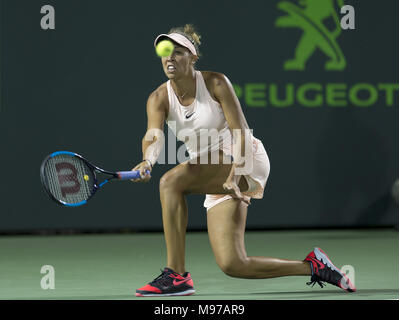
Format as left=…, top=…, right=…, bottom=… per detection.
left=185, top=113, right=194, bottom=119
left=173, top=278, right=192, bottom=286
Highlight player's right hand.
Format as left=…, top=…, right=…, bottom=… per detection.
left=131, top=160, right=152, bottom=182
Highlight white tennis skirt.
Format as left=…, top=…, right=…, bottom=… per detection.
left=203, top=136, right=270, bottom=211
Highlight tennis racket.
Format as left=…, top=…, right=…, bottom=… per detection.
left=40, top=151, right=149, bottom=207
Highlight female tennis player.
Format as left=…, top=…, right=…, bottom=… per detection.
left=132, top=24, right=356, bottom=296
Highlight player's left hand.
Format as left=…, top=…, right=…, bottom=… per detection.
left=223, top=178, right=250, bottom=205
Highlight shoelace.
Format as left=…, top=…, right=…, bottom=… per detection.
left=306, top=258, right=331, bottom=289
left=150, top=269, right=173, bottom=287
left=306, top=274, right=326, bottom=288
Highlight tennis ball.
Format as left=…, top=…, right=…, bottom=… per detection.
left=156, top=40, right=174, bottom=57
left=84, top=174, right=89, bottom=181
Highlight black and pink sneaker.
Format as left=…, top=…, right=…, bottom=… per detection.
left=135, top=267, right=195, bottom=297
left=304, top=247, right=356, bottom=293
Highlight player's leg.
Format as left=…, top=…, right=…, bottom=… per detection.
left=136, top=154, right=247, bottom=297
left=159, top=155, right=248, bottom=274
left=207, top=198, right=311, bottom=278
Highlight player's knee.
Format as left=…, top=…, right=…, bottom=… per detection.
left=159, top=168, right=185, bottom=192
left=217, top=256, right=248, bottom=278
left=159, top=172, right=175, bottom=192
left=159, top=163, right=193, bottom=193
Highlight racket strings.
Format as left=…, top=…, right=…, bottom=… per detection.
left=42, top=155, right=95, bottom=204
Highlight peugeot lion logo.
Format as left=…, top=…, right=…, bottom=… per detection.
left=275, top=0, right=346, bottom=71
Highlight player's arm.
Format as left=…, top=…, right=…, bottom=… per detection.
left=132, top=88, right=167, bottom=180
left=212, top=73, right=252, bottom=202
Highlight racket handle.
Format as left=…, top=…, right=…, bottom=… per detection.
left=117, top=170, right=150, bottom=180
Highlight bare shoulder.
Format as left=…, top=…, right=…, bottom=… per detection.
left=201, top=71, right=230, bottom=89
left=148, top=83, right=168, bottom=104
left=147, top=83, right=169, bottom=113
left=201, top=71, right=233, bottom=103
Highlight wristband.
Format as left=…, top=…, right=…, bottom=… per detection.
left=143, top=159, right=153, bottom=168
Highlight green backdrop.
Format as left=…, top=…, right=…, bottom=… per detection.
left=1, top=0, right=398, bottom=232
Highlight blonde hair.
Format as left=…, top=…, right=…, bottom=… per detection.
left=168, top=24, right=202, bottom=57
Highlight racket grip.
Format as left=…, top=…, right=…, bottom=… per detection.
left=117, top=170, right=150, bottom=180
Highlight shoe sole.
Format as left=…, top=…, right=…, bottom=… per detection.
left=135, top=289, right=195, bottom=297
left=314, top=247, right=357, bottom=293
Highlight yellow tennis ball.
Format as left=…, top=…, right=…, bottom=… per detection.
left=84, top=174, right=89, bottom=181
left=156, top=40, right=174, bottom=57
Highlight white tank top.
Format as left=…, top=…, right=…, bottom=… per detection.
left=166, top=71, right=232, bottom=159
